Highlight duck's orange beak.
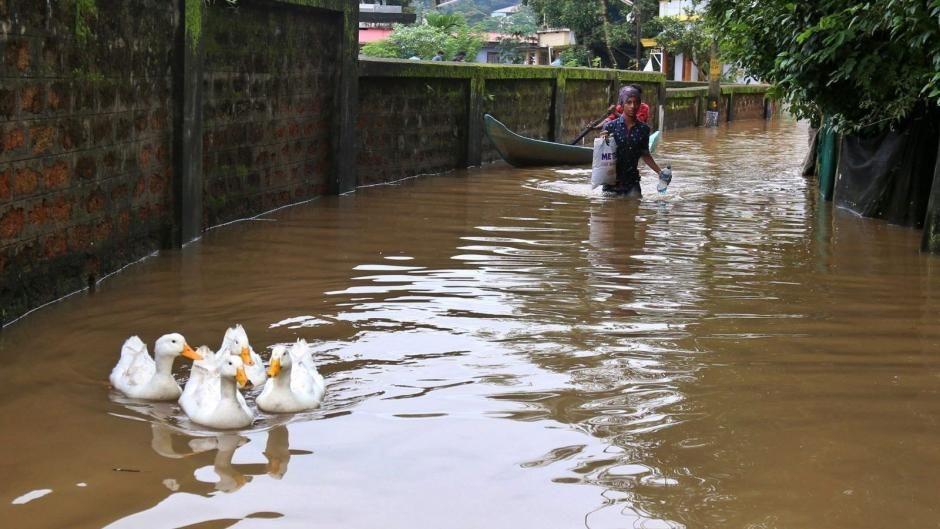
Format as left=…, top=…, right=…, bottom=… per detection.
left=235, top=366, right=249, bottom=388
left=240, top=346, right=254, bottom=366
left=181, top=343, right=203, bottom=361
left=267, top=357, right=281, bottom=378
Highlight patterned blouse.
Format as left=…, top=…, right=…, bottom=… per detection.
left=604, top=116, right=650, bottom=186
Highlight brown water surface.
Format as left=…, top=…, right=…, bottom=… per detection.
left=2, top=118, right=940, bottom=529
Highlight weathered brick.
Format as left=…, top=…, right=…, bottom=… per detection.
left=0, top=168, right=9, bottom=201
left=85, top=189, right=105, bottom=214
left=43, top=234, right=67, bottom=258
left=41, top=161, right=68, bottom=192
left=0, top=207, right=25, bottom=239
left=48, top=197, right=71, bottom=222
left=93, top=218, right=112, bottom=242
left=76, top=156, right=96, bottom=180
left=20, top=85, right=43, bottom=114
left=138, top=145, right=153, bottom=168
left=67, top=224, right=92, bottom=251
left=110, top=183, right=128, bottom=202
left=148, top=171, right=166, bottom=196
left=116, top=209, right=130, bottom=234
left=30, top=125, right=55, bottom=154
left=2, top=126, right=25, bottom=153
left=0, top=88, right=14, bottom=120
left=91, top=118, right=112, bottom=145
left=14, top=167, right=40, bottom=196
left=48, top=82, right=69, bottom=112
left=5, top=38, right=30, bottom=72
left=61, top=119, right=88, bottom=150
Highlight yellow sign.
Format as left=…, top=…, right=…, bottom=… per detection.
left=710, top=60, right=722, bottom=79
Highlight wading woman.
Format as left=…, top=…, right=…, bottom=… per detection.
left=602, top=86, right=666, bottom=197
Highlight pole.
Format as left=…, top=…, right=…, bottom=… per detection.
left=705, top=40, right=720, bottom=127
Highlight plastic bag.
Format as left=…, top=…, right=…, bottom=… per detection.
left=591, top=136, right=617, bottom=188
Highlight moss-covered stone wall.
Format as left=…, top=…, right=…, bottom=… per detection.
left=481, top=79, right=554, bottom=162
left=202, top=1, right=340, bottom=227
left=562, top=80, right=612, bottom=146
left=664, top=89, right=704, bottom=130
left=0, top=0, right=177, bottom=324
left=357, top=77, right=469, bottom=185
left=729, top=91, right=768, bottom=121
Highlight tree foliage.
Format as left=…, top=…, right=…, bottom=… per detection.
left=361, top=15, right=485, bottom=62
left=523, top=0, right=660, bottom=68
left=654, top=12, right=712, bottom=78
left=707, top=0, right=940, bottom=132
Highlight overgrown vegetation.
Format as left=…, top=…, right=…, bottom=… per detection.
left=361, top=12, right=484, bottom=61
left=654, top=9, right=712, bottom=79
left=74, top=0, right=98, bottom=45
left=523, top=0, right=661, bottom=68
left=707, top=0, right=940, bottom=132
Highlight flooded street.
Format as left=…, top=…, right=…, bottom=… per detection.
left=3, top=117, right=940, bottom=529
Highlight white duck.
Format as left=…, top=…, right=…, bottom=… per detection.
left=110, top=334, right=202, bottom=400
left=179, top=345, right=223, bottom=419
left=184, top=354, right=254, bottom=429
left=257, top=339, right=326, bottom=413
left=221, top=324, right=267, bottom=387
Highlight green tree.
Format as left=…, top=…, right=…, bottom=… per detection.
left=361, top=20, right=485, bottom=62
left=654, top=11, right=713, bottom=79
left=523, top=0, right=660, bottom=69
left=707, top=0, right=940, bottom=132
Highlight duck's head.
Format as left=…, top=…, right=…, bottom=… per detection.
left=155, top=333, right=201, bottom=361
left=225, top=324, right=254, bottom=367
left=221, top=355, right=249, bottom=388
left=192, top=345, right=217, bottom=370
left=267, top=345, right=291, bottom=378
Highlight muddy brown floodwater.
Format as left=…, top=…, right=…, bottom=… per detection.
left=2, top=117, right=940, bottom=529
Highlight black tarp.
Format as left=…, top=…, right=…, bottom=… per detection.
left=834, top=107, right=939, bottom=227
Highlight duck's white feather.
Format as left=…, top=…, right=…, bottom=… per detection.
left=110, top=336, right=155, bottom=392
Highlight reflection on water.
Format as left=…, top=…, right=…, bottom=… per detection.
left=2, top=117, right=940, bottom=529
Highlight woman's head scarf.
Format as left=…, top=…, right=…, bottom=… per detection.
left=618, top=85, right=642, bottom=104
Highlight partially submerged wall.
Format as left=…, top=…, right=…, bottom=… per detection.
left=357, top=59, right=669, bottom=183
left=0, top=0, right=177, bottom=324
left=664, top=84, right=774, bottom=129
left=1, top=2, right=774, bottom=325
left=202, top=1, right=341, bottom=226
left=0, top=0, right=356, bottom=325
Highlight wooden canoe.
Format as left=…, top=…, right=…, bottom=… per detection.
left=483, top=114, right=660, bottom=168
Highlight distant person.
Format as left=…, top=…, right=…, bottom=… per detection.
left=432, top=50, right=445, bottom=61
left=550, top=56, right=563, bottom=67
left=453, top=51, right=467, bottom=62
left=600, top=85, right=666, bottom=197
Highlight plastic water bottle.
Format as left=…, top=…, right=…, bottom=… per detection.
left=657, top=165, right=673, bottom=194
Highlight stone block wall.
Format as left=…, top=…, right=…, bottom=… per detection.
left=730, top=91, right=768, bottom=121
left=202, top=2, right=340, bottom=227
left=562, top=80, right=612, bottom=146
left=0, top=0, right=176, bottom=324
left=357, top=77, right=469, bottom=185
left=664, top=90, right=704, bottom=130
left=481, top=79, right=554, bottom=163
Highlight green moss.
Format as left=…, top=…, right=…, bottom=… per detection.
left=667, top=88, right=708, bottom=99
left=721, top=84, right=772, bottom=95
left=74, top=0, right=98, bottom=45
left=185, top=0, right=202, bottom=50
left=358, top=58, right=665, bottom=85
left=70, top=68, right=105, bottom=82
